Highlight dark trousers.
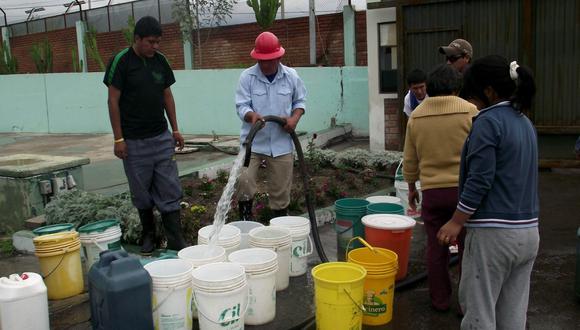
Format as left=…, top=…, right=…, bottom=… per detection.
left=122, top=130, right=182, bottom=213
left=421, top=187, right=465, bottom=310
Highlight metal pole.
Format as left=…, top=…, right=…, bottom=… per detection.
left=309, top=0, right=316, bottom=65
left=75, top=0, right=83, bottom=21
left=0, top=8, right=7, bottom=27
left=281, top=0, right=284, bottom=19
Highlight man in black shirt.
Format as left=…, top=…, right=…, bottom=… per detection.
left=103, top=16, right=186, bottom=254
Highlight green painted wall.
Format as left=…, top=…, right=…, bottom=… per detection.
left=0, top=67, right=369, bottom=135
left=0, top=75, right=49, bottom=132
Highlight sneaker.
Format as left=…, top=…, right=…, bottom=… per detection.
left=449, top=244, right=459, bottom=254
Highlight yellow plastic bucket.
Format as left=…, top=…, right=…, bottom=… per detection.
left=347, top=237, right=398, bottom=326
left=311, top=262, right=367, bottom=330
left=33, top=231, right=84, bottom=300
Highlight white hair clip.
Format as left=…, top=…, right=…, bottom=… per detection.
left=510, top=61, right=519, bottom=81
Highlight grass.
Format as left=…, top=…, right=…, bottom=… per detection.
left=0, top=237, right=14, bottom=256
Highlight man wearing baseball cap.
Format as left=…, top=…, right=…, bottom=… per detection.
left=235, top=31, right=307, bottom=220
left=439, top=39, right=473, bottom=73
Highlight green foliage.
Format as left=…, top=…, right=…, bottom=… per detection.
left=0, top=238, right=14, bottom=256
left=253, top=192, right=272, bottom=223
left=368, top=150, right=403, bottom=171
left=335, top=148, right=403, bottom=170
left=216, top=169, right=229, bottom=185
left=84, top=26, right=105, bottom=71
left=122, top=16, right=135, bottom=46
left=172, top=0, right=238, bottom=43
left=246, top=0, right=280, bottom=29
left=30, top=39, right=52, bottom=73
left=172, top=0, right=238, bottom=67
left=305, top=134, right=337, bottom=172
left=44, top=190, right=143, bottom=244
left=198, top=175, right=216, bottom=198
left=71, top=47, right=83, bottom=72
left=0, top=41, right=18, bottom=74
left=335, top=148, right=370, bottom=169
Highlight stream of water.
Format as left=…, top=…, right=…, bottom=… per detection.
left=207, top=146, right=247, bottom=248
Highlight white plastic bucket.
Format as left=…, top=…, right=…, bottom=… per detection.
left=178, top=244, right=227, bottom=319
left=178, top=245, right=227, bottom=268
left=228, top=248, right=278, bottom=325
left=228, top=221, right=265, bottom=249
left=144, top=259, right=194, bottom=330
left=394, top=160, right=422, bottom=218
left=192, top=262, right=249, bottom=330
left=248, top=227, right=292, bottom=291
left=0, top=272, right=49, bottom=330
left=197, top=224, right=241, bottom=256
left=365, top=195, right=403, bottom=205
left=269, top=216, right=313, bottom=277
left=78, top=221, right=123, bottom=272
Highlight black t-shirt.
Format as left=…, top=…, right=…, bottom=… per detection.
left=103, top=47, right=176, bottom=139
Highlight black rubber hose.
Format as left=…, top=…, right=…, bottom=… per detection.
left=243, top=115, right=329, bottom=263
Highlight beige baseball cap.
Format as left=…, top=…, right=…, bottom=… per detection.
left=439, top=39, right=473, bottom=58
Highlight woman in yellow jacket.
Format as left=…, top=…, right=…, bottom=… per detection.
left=403, top=64, right=478, bottom=311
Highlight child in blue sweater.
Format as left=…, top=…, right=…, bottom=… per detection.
left=438, top=55, right=539, bottom=330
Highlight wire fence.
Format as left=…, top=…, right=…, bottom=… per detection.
left=5, top=0, right=358, bottom=38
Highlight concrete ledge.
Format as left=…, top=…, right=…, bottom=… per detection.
left=0, top=154, right=90, bottom=178
left=25, top=214, right=46, bottom=229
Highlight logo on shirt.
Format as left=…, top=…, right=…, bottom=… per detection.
left=151, top=71, right=164, bottom=84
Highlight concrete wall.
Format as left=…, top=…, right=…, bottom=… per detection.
left=366, top=7, right=397, bottom=151
left=0, top=67, right=369, bottom=136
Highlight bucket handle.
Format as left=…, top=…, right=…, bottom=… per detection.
left=88, top=237, right=109, bottom=252
left=192, top=287, right=250, bottom=325
left=395, top=158, right=403, bottom=178
left=41, top=246, right=71, bottom=280
left=152, top=286, right=177, bottom=313
left=345, top=236, right=396, bottom=262
left=343, top=287, right=366, bottom=313
left=304, top=235, right=314, bottom=257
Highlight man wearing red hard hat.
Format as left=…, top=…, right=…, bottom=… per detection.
left=235, top=31, right=307, bottom=220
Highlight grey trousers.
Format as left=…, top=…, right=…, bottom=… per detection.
left=122, top=131, right=182, bottom=213
left=460, top=227, right=539, bottom=330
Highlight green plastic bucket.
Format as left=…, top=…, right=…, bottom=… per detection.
left=32, top=223, right=75, bottom=236
left=366, top=203, right=405, bottom=215
left=334, top=198, right=370, bottom=257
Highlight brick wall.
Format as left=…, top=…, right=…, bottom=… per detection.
left=384, top=98, right=401, bottom=150
left=7, top=12, right=367, bottom=73
left=10, top=27, right=78, bottom=73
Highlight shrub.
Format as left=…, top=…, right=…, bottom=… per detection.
left=334, top=148, right=370, bottom=169
left=368, top=150, right=403, bottom=170
left=44, top=190, right=144, bottom=244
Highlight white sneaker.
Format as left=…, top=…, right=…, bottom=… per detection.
left=449, top=244, right=459, bottom=254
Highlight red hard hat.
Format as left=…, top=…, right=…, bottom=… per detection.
left=250, top=32, right=285, bottom=60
